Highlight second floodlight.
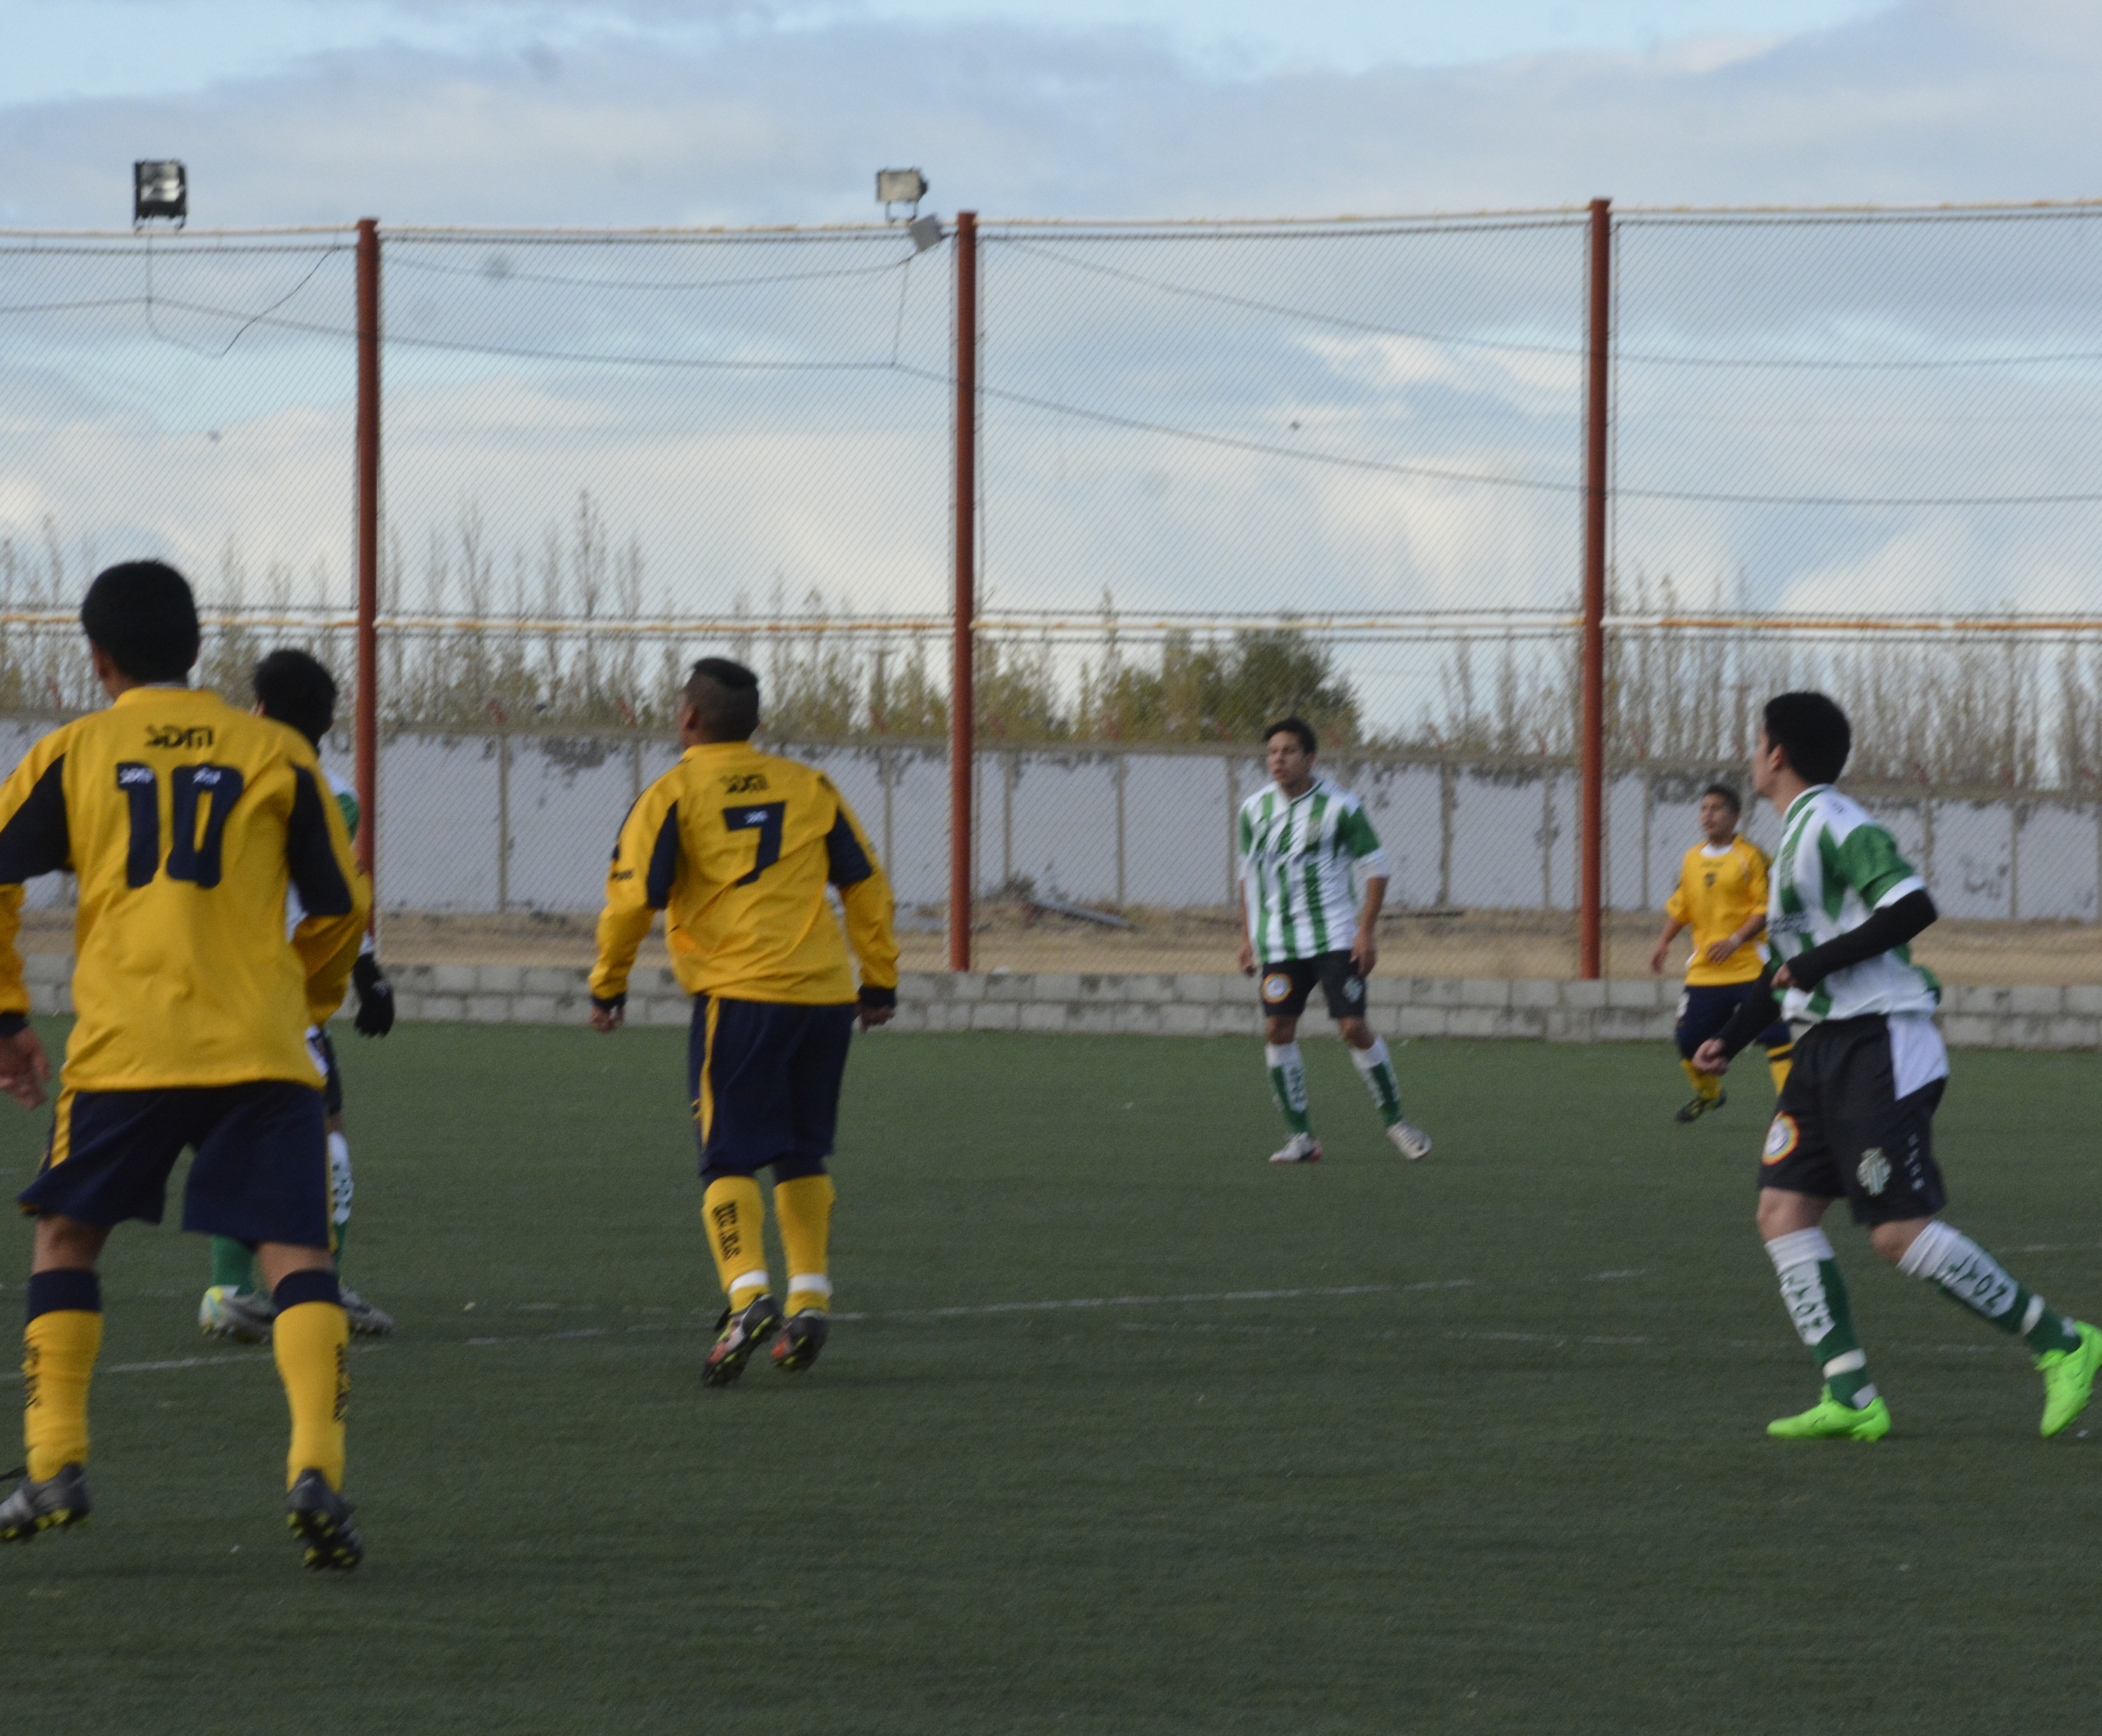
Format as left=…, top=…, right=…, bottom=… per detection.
left=134, top=159, right=187, bottom=228
left=877, top=168, right=928, bottom=217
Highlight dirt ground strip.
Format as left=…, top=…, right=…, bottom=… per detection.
left=18, top=904, right=2099, bottom=985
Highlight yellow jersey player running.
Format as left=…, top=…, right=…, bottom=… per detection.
left=588, top=658, right=898, bottom=1386
left=1648, top=782, right=1793, bottom=1123
left=0, top=562, right=370, bottom=1567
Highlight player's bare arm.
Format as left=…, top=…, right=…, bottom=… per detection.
left=1351, top=875, right=1387, bottom=976
left=0, top=1023, right=51, bottom=1108
left=1706, top=912, right=1766, bottom=965
left=1649, top=915, right=1685, bottom=974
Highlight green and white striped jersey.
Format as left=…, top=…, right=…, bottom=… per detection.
left=1238, top=776, right=1388, bottom=962
left=1766, top=784, right=1941, bottom=1026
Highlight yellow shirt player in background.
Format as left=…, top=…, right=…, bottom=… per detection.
left=1649, top=782, right=1792, bottom=1123
left=589, top=657, right=898, bottom=1386
left=0, top=561, right=370, bottom=1568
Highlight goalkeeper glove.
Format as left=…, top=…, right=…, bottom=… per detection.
left=352, top=952, right=396, bottom=1038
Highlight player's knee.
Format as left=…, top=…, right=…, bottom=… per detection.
left=1264, top=1016, right=1299, bottom=1044
left=1754, top=1190, right=1816, bottom=1241
left=1336, top=1017, right=1372, bottom=1049
left=31, top=1214, right=108, bottom=1270
left=1868, top=1219, right=1926, bottom=1266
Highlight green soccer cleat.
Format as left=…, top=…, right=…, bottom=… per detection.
left=1674, top=1089, right=1726, bottom=1124
left=1767, top=1385, right=1891, bottom=1441
left=286, top=1469, right=363, bottom=1571
left=2036, top=1320, right=2102, bottom=1439
left=703, top=1293, right=783, bottom=1388
left=0, top=1462, right=91, bottom=1542
left=771, top=1311, right=830, bottom=1373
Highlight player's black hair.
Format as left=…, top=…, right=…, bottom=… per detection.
left=79, top=560, right=200, bottom=683
left=1701, top=782, right=1741, bottom=815
left=253, top=648, right=339, bottom=749
left=1762, top=691, right=1851, bottom=786
left=1262, top=716, right=1318, bottom=756
left=683, top=656, right=761, bottom=742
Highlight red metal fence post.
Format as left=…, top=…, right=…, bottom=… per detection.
left=354, top=218, right=381, bottom=895
left=1579, top=197, right=1612, bottom=980
left=949, top=211, right=978, bottom=973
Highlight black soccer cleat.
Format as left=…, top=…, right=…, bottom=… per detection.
left=770, top=1311, right=829, bottom=1374
left=1675, top=1089, right=1726, bottom=1124
left=0, top=1461, right=91, bottom=1542
left=286, top=1468, right=363, bottom=1571
left=703, top=1293, right=783, bottom=1389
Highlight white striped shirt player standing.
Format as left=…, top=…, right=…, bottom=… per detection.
left=1235, top=717, right=1429, bottom=1165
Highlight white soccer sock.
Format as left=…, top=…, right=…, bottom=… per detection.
left=1265, top=1043, right=1308, bottom=1114
left=1765, top=1228, right=1838, bottom=1351
left=1350, top=1037, right=1390, bottom=1075
left=1896, top=1221, right=2019, bottom=1323
left=327, top=1129, right=353, bottom=1227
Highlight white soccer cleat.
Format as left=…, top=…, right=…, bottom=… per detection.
left=338, top=1287, right=397, bottom=1338
left=1387, top=1121, right=1432, bottom=1161
left=1268, top=1133, right=1323, bottom=1165
left=199, top=1285, right=275, bottom=1343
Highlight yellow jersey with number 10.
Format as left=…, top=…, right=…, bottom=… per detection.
left=0, top=686, right=370, bottom=1091
left=591, top=739, right=898, bottom=1006
left=1666, top=835, right=1769, bottom=987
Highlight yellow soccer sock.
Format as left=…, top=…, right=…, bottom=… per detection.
left=273, top=1290, right=350, bottom=1492
left=774, top=1175, right=836, bottom=1317
left=24, top=1301, right=103, bottom=1482
left=1681, top=1057, right=1723, bottom=1102
left=702, top=1176, right=770, bottom=1306
left=1768, top=1049, right=1794, bottom=1095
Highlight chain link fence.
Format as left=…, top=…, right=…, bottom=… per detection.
left=7, top=206, right=2102, bottom=982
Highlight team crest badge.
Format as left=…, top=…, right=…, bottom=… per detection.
left=1261, top=972, right=1292, bottom=1004
left=1762, top=1114, right=1800, bottom=1165
left=1857, top=1148, right=1891, bottom=1196
left=1343, top=975, right=1364, bottom=1003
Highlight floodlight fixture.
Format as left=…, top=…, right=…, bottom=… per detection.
left=908, top=213, right=944, bottom=253
left=877, top=167, right=928, bottom=219
left=133, top=159, right=187, bottom=228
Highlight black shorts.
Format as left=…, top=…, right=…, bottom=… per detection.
left=1759, top=1015, right=1946, bottom=1226
left=1257, top=952, right=1366, bottom=1022
left=19, top=1080, right=332, bottom=1247
left=306, top=1026, right=343, bottom=1117
left=687, top=996, right=856, bottom=1186
left=1676, top=981, right=1790, bottom=1060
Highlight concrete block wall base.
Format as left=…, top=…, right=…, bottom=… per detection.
left=18, top=961, right=2096, bottom=1050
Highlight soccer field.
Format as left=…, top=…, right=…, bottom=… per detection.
left=3, top=1027, right=2101, bottom=1735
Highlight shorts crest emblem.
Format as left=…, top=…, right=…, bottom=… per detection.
left=1261, top=972, right=1293, bottom=1004
left=1763, top=1114, right=1800, bottom=1165
left=1856, top=1148, right=1891, bottom=1196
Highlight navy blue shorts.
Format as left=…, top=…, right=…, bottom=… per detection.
left=19, top=1081, right=332, bottom=1248
left=1676, top=981, right=1790, bottom=1060
left=687, top=997, right=856, bottom=1186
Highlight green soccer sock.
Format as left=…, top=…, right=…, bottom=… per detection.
left=1264, top=1042, right=1313, bottom=1137
left=1350, top=1036, right=1404, bottom=1128
left=1765, top=1227, right=1876, bottom=1408
left=210, top=1236, right=257, bottom=1295
left=1897, top=1221, right=2082, bottom=1354
left=331, top=1217, right=350, bottom=1272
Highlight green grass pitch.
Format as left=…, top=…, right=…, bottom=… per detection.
left=3, top=1025, right=2102, bottom=1734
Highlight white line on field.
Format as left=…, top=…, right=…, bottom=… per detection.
left=99, top=1281, right=1481, bottom=1368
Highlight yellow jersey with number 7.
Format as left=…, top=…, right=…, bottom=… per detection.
left=591, top=740, right=898, bottom=1006
left=0, top=686, right=370, bottom=1091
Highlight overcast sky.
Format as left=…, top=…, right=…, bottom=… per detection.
left=3, top=1, right=2091, bottom=226
left=5, top=1, right=2100, bottom=738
